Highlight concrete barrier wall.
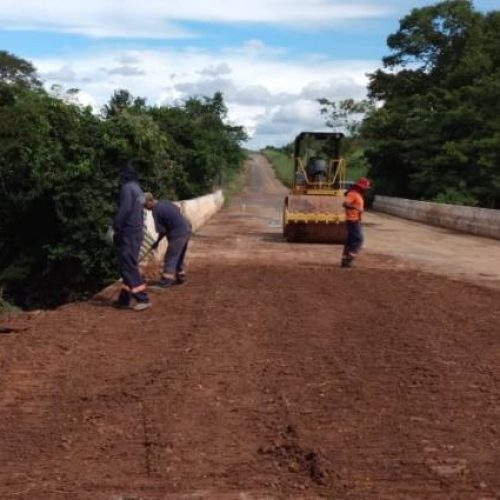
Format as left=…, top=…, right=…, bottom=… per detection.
left=177, top=189, right=225, bottom=232
left=373, top=195, right=500, bottom=240
left=142, top=189, right=224, bottom=260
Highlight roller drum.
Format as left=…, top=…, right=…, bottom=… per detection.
left=283, top=194, right=347, bottom=244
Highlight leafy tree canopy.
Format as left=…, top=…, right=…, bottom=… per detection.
left=318, top=98, right=374, bottom=136
left=362, top=1, right=500, bottom=207
left=0, top=50, right=41, bottom=89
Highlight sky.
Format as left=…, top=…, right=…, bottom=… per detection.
left=0, top=0, right=498, bottom=148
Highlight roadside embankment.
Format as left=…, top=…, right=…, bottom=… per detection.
left=374, top=195, right=500, bottom=240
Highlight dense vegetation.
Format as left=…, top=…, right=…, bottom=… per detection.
left=0, top=52, right=246, bottom=309
left=261, top=147, right=294, bottom=187
left=362, top=0, right=500, bottom=207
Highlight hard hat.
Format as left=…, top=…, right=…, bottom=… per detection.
left=355, top=177, right=371, bottom=190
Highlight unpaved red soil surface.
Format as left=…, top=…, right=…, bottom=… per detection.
left=1, top=155, right=500, bottom=499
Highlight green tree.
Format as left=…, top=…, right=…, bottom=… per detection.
left=318, top=98, right=374, bottom=136
left=362, top=1, right=500, bottom=207
left=150, top=92, right=247, bottom=197
left=317, top=98, right=373, bottom=179
left=0, top=50, right=41, bottom=89
left=102, top=89, right=147, bottom=118
left=0, top=90, right=115, bottom=307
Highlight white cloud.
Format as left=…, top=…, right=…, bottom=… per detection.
left=0, top=0, right=395, bottom=39
left=301, top=78, right=368, bottom=101
left=1, top=0, right=495, bottom=39
left=41, top=65, right=78, bottom=82
left=231, top=86, right=293, bottom=106
left=33, top=43, right=380, bottom=148
left=116, top=53, right=142, bottom=65
left=253, top=99, right=329, bottom=147
left=271, top=100, right=324, bottom=125
left=74, top=90, right=97, bottom=110
left=105, top=65, right=146, bottom=77
left=0, top=1, right=193, bottom=39
left=174, top=77, right=236, bottom=97
left=199, top=63, right=232, bottom=77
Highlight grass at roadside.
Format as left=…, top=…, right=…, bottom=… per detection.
left=262, top=149, right=294, bottom=187
left=222, top=158, right=250, bottom=204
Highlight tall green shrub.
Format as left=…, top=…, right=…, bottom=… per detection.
left=0, top=57, right=246, bottom=308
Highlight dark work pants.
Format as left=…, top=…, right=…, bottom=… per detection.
left=117, top=231, right=149, bottom=304
left=343, top=221, right=363, bottom=257
left=163, top=233, right=191, bottom=276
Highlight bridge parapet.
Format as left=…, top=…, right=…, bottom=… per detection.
left=374, top=195, right=500, bottom=240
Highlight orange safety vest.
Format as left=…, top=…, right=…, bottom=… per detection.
left=345, top=190, right=364, bottom=222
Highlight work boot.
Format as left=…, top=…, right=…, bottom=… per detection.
left=341, top=254, right=354, bottom=268
left=113, top=289, right=131, bottom=308
left=176, top=272, right=187, bottom=285
left=151, top=277, right=176, bottom=289
left=133, top=301, right=151, bottom=312
left=112, top=289, right=130, bottom=309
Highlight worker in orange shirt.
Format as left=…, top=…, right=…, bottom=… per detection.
left=341, top=177, right=371, bottom=268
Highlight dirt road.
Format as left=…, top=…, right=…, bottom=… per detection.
left=364, top=212, right=500, bottom=291
left=1, top=155, right=500, bottom=499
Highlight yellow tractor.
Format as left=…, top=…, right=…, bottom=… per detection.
left=283, top=131, right=348, bottom=243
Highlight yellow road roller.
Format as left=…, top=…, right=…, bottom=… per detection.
left=283, top=131, right=348, bottom=243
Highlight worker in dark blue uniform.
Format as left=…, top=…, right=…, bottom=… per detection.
left=144, top=192, right=192, bottom=288
left=113, top=163, right=151, bottom=311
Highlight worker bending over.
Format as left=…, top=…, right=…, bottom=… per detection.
left=144, top=193, right=192, bottom=288
left=341, top=177, right=371, bottom=268
left=113, top=163, right=151, bottom=311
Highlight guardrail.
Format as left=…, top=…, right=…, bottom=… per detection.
left=373, top=195, right=500, bottom=240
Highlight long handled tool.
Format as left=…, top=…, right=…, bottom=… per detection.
left=139, top=226, right=158, bottom=262
left=139, top=244, right=156, bottom=263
